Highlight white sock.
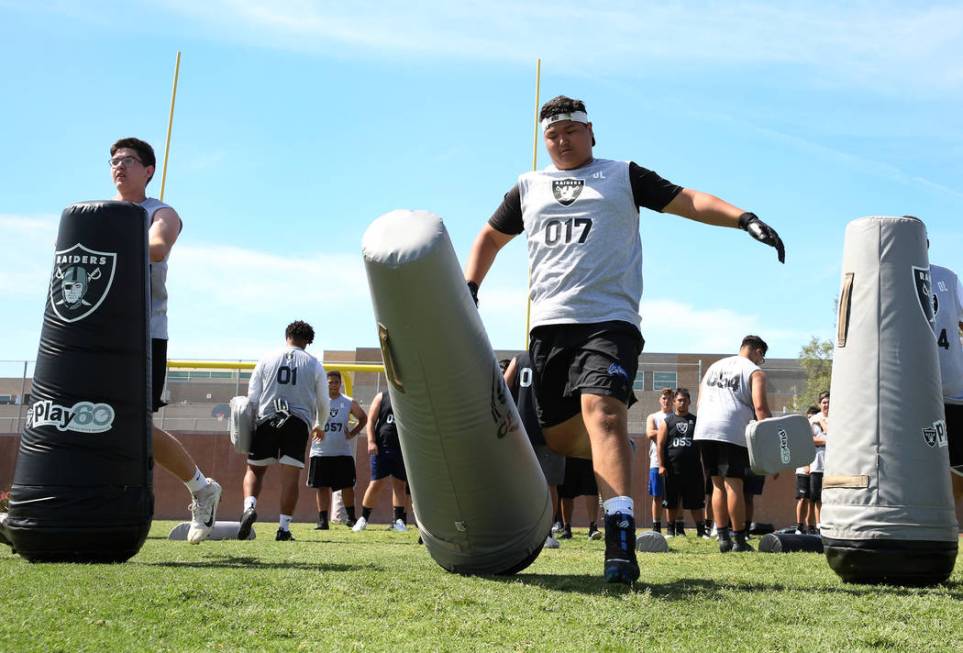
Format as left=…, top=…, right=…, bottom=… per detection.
left=603, top=496, right=634, bottom=517
left=185, top=468, right=208, bottom=494
left=279, top=514, right=292, bottom=531
left=244, top=496, right=257, bottom=512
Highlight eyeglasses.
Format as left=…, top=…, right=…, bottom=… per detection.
left=108, top=155, right=143, bottom=168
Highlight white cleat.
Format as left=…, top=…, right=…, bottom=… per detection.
left=391, top=519, right=408, bottom=532
left=187, top=479, right=222, bottom=544
left=352, top=516, right=368, bottom=532
left=544, top=534, right=561, bottom=549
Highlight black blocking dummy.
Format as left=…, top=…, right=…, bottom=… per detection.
left=2, top=201, right=153, bottom=562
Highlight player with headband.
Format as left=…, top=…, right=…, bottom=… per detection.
left=464, top=95, right=784, bottom=584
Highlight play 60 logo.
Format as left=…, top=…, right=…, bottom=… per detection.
left=27, top=399, right=115, bottom=434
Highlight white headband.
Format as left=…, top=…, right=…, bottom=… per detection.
left=541, top=111, right=589, bottom=131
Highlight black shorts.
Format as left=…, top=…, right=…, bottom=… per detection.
left=743, top=472, right=765, bottom=496
left=370, top=451, right=407, bottom=481
left=151, top=338, right=167, bottom=413
left=664, top=467, right=706, bottom=510
left=248, top=417, right=310, bottom=467
left=947, top=403, right=962, bottom=476
left=795, top=473, right=811, bottom=500
left=699, top=440, right=750, bottom=480
left=558, top=457, right=598, bottom=499
left=809, top=472, right=824, bottom=503
left=529, top=321, right=643, bottom=427
left=307, top=455, right=357, bottom=489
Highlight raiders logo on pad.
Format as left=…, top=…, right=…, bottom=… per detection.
left=49, top=243, right=117, bottom=323
left=552, top=178, right=584, bottom=206
left=912, top=266, right=935, bottom=325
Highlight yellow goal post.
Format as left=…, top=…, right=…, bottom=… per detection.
left=165, top=360, right=385, bottom=397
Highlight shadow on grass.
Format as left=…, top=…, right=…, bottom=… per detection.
left=488, top=573, right=963, bottom=600
left=139, top=554, right=372, bottom=572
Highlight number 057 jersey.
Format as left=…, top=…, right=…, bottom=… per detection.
left=248, top=346, right=328, bottom=429
left=518, top=158, right=649, bottom=330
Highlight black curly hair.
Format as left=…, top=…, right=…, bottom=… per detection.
left=285, top=320, right=315, bottom=345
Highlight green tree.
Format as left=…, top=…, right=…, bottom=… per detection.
left=798, top=336, right=833, bottom=409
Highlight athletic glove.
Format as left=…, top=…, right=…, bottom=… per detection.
left=739, top=212, right=785, bottom=264
left=467, top=280, right=479, bottom=307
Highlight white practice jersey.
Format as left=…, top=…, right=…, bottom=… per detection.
left=931, top=265, right=963, bottom=403
left=647, top=410, right=671, bottom=468
left=312, top=394, right=355, bottom=458
left=139, top=198, right=176, bottom=340
left=248, top=346, right=328, bottom=431
left=809, top=413, right=828, bottom=473
left=693, top=355, right=760, bottom=446
left=518, top=159, right=642, bottom=329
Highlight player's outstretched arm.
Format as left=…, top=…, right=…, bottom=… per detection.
left=663, top=189, right=785, bottom=263
left=464, top=224, right=514, bottom=305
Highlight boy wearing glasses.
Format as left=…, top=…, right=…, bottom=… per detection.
left=110, top=137, right=222, bottom=544
left=693, top=335, right=771, bottom=552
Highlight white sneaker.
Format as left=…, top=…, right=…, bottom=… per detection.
left=391, top=519, right=408, bottom=532
left=352, top=516, right=368, bottom=532
left=187, top=479, right=222, bottom=544
left=544, top=534, right=560, bottom=549
left=551, top=521, right=564, bottom=534
left=709, top=525, right=718, bottom=538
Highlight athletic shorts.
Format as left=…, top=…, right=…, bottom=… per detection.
left=528, top=321, right=643, bottom=427
left=699, top=440, right=750, bottom=480
left=809, top=472, right=824, bottom=503
left=647, top=468, right=664, bottom=497
left=535, top=444, right=566, bottom=486
left=151, top=338, right=167, bottom=412
left=947, top=403, right=962, bottom=476
left=795, top=473, right=811, bottom=499
left=307, top=455, right=356, bottom=489
left=664, top=467, right=705, bottom=510
left=743, top=472, right=765, bottom=496
left=370, top=450, right=407, bottom=481
left=558, top=457, right=598, bottom=499
left=248, top=416, right=310, bottom=467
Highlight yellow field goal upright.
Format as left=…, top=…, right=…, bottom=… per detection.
left=165, top=361, right=386, bottom=397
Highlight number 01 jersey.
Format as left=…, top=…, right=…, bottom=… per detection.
left=248, top=346, right=328, bottom=430
left=490, top=158, right=682, bottom=331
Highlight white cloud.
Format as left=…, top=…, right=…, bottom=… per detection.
left=155, top=0, right=963, bottom=94
left=639, top=298, right=815, bottom=356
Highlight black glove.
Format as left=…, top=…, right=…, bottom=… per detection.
left=739, top=212, right=785, bottom=264
left=467, top=280, right=479, bottom=307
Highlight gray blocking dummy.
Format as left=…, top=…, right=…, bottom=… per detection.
left=821, top=216, right=957, bottom=585
left=362, top=210, right=552, bottom=575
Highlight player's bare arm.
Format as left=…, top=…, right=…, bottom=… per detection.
left=366, top=392, right=382, bottom=455
left=148, top=207, right=182, bottom=263
left=347, top=401, right=368, bottom=439
left=750, top=370, right=772, bottom=420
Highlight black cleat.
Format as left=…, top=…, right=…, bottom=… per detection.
left=237, top=508, right=257, bottom=540
left=560, top=526, right=573, bottom=540
left=275, top=528, right=294, bottom=541
left=732, top=532, right=754, bottom=552
left=314, top=521, right=329, bottom=530
left=603, top=512, right=640, bottom=584
left=719, top=537, right=734, bottom=553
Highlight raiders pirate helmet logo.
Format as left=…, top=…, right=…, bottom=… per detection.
left=676, top=421, right=689, bottom=435
left=912, top=266, right=935, bottom=325
left=49, top=243, right=117, bottom=323
left=552, top=178, right=584, bottom=206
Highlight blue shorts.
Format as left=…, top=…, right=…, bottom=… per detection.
left=648, top=468, right=664, bottom=497
left=370, top=451, right=407, bottom=481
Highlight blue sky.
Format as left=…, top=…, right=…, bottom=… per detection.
left=2, top=1, right=962, bottom=363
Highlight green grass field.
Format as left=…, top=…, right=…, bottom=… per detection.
left=1, top=522, right=961, bottom=652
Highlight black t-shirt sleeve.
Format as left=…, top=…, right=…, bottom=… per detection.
left=629, top=161, right=683, bottom=212
left=487, top=184, right=524, bottom=235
